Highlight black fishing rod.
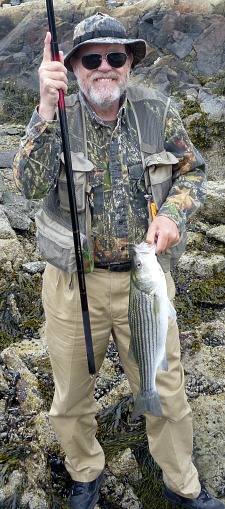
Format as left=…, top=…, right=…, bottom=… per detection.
left=46, top=0, right=95, bottom=375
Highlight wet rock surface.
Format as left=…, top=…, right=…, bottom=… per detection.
left=0, top=1, right=225, bottom=508
left=0, top=126, right=224, bottom=508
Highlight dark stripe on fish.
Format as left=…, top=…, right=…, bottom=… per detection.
left=129, top=283, right=164, bottom=419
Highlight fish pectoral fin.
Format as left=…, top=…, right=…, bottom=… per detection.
left=159, top=350, right=168, bottom=371
left=167, top=298, right=177, bottom=320
left=132, top=390, right=163, bottom=420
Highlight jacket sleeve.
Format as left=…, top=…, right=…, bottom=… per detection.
left=157, top=100, right=207, bottom=233
left=13, top=108, right=61, bottom=200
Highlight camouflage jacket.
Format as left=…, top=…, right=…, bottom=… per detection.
left=13, top=86, right=206, bottom=273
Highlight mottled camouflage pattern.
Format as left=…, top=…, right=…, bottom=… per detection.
left=73, top=13, right=127, bottom=41
left=13, top=113, right=61, bottom=200
left=160, top=102, right=206, bottom=231
left=64, top=12, right=146, bottom=71
left=81, top=94, right=147, bottom=263
left=13, top=89, right=206, bottom=267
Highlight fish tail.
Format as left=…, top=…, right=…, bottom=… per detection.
left=132, top=390, right=163, bottom=420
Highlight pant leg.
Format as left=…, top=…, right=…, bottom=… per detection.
left=42, top=264, right=112, bottom=482
left=111, top=270, right=201, bottom=498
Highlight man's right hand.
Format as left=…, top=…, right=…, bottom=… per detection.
left=38, top=31, right=68, bottom=121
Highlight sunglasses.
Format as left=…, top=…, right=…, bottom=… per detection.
left=81, top=52, right=129, bottom=70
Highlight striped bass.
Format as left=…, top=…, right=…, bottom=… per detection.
left=128, top=242, right=176, bottom=419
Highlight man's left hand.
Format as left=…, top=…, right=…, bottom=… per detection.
left=146, top=216, right=180, bottom=254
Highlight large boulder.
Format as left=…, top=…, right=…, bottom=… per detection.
left=174, top=0, right=225, bottom=15
left=0, top=0, right=225, bottom=88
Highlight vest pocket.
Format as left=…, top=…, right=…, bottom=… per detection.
left=35, top=208, right=79, bottom=272
left=58, top=151, right=94, bottom=212
left=145, top=151, right=187, bottom=271
left=145, top=150, right=179, bottom=209
left=35, top=208, right=93, bottom=274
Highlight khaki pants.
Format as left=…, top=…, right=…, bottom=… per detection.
left=42, top=263, right=201, bottom=499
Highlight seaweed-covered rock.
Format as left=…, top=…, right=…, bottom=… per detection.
left=0, top=1, right=224, bottom=507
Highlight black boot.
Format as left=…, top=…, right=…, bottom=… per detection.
left=67, top=471, right=104, bottom=509
left=163, top=483, right=225, bottom=509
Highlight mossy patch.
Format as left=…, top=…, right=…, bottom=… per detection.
left=0, top=269, right=44, bottom=350
left=181, top=99, right=225, bottom=150
left=0, top=80, right=39, bottom=125
left=173, top=270, right=225, bottom=331
left=37, top=379, right=54, bottom=411
left=0, top=443, right=30, bottom=485
left=0, top=78, right=79, bottom=126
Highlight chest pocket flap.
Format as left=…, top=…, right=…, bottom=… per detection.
left=145, top=151, right=179, bottom=184
left=144, top=150, right=179, bottom=210
left=58, top=151, right=94, bottom=212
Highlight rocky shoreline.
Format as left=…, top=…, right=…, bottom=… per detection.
left=0, top=119, right=224, bottom=509
left=0, top=0, right=225, bottom=507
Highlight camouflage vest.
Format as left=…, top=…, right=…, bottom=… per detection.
left=35, top=86, right=186, bottom=273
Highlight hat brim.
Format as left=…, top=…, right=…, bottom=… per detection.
left=64, top=37, right=146, bottom=72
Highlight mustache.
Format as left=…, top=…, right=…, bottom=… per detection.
left=90, top=71, right=118, bottom=81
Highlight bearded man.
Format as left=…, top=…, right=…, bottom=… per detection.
left=13, top=12, right=224, bottom=509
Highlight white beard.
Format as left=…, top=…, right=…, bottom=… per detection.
left=86, top=84, right=122, bottom=109
left=76, top=69, right=130, bottom=110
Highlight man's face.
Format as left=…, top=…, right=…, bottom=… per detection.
left=70, top=43, right=133, bottom=113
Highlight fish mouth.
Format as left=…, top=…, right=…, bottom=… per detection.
left=134, top=242, right=156, bottom=255
left=134, top=242, right=156, bottom=252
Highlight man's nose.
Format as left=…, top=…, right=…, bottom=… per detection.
left=98, top=56, right=112, bottom=70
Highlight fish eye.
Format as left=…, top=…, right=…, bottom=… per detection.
left=136, top=261, right=142, bottom=270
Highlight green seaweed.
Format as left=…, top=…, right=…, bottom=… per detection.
left=173, top=269, right=225, bottom=332
left=180, top=99, right=225, bottom=150
left=0, top=443, right=30, bottom=485
left=37, top=379, right=54, bottom=411
left=96, top=396, right=174, bottom=508
left=0, top=80, right=38, bottom=125
left=0, top=78, right=79, bottom=126
left=0, top=269, right=44, bottom=350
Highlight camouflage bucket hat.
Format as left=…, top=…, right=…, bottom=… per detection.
left=64, top=12, right=146, bottom=71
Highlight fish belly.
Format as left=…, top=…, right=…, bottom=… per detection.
left=128, top=282, right=167, bottom=419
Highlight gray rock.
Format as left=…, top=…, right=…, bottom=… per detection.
left=4, top=206, right=32, bottom=230
left=0, top=470, right=25, bottom=504
left=194, top=15, right=225, bottom=75
left=7, top=293, right=22, bottom=325
left=21, top=261, right=46, bottom=273
left=185, top=87, right=199, bottom=101
left=200, top=95, right=225, bottom=121
left=101, top=472, right=142, bottom=509
left=167, top=30, right=194, bottom=59
left=206, top=225, right=225, bottom=245
left=0, top=367, right=8, bottom=393
left=201, top=181, right=225, bottom=224
left=20, top=488, right=50, bottom=509
left=1, top=346, right=44, bottom=414
left=0, top=207, right=16, bottom=238
left=0, top=149, right=17, bottom=168
left=0, top=2, right=223, bottom=102
left=0, top=236, right=24, bottom=267
left=10, top=1, right=21, bottom=7
left=0, top=175, right=6, bottom=200
left=2, top=190, right=32, bottom=230
left=178, top=251, right=225, bottom=277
